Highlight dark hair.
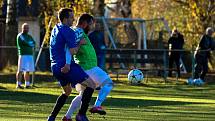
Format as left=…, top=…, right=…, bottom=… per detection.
left=77, top=13, right=94, bottom=25
left=58, top=8, right=73, bottom=22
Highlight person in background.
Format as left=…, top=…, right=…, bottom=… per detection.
left=16, top=23, right=35, bottom=89
left=168, top=28, right=184, bottom=78
left=194, top=27, right=214, bottom=82
left=88, top=22, right=107, bottom=70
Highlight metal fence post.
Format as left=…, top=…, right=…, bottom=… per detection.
left=133, top=50, right=137, bottom=68
left=32, top=47, right=35, bottom=86
left=163, top=49, right=167, bottom=82
left=191, top=47, right=195, bottom=79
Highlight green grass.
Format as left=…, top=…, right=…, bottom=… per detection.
left=1, top=78, right=215, bottom=121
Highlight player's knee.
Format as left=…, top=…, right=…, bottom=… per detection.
left=86, top=78, right=97, bottom=89
left=64, top=90, right=71, bottom=96
left=102, top=78, right=114, bottom=89
left=64, top=87, right=72, bottom=96
left=81, top=77, right=97, bottom=89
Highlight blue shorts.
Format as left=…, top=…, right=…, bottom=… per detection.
left=51, top=63, right=89, bottom=87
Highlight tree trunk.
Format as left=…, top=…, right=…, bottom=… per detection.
left=119, top=0, right=138, bottom=47
left=92, top=0, right=105, bottom=17
left=3, top=0, right=18, bottom=68
left=92, top=0, right=105, bottom=31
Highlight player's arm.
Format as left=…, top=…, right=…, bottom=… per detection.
left=18, top=35, right=30, bottom=47
left=69, top=38, right=86, bottom=54
left=29, top=36, right=36, bottom=47
left=61, top=29, right=77, bottom=73
left=61, top=39, right=85, bottom=73
left=61, top=45, right=71, bottom=73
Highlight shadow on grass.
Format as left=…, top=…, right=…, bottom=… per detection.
left=0, top=73, right=55, bottom=84
left=0, top=88, right=202, bottom=108
left=102, top=97, right=202, bottom=108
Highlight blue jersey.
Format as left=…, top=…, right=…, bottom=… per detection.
left=49, top=23, right=77, bottom=67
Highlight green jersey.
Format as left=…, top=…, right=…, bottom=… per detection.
left=17, top=33, right=35, bottom=55
left=73, top=29, right=97, bottom=70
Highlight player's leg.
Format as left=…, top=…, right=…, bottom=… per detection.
left=175, top=55, right=180, bottom=78
left=63, top=64, right=96, bottom=121
left=168, top=54, right=174, bottom=77
left=24, top=55, right=35, bottom=88
left=200, top=58, right=208, bottom=81
left=24, top=72, right=31, bottom=88
left=48, top=83, right=71, bottom=121
left=86, top=67, right=113, bottom=115
left=16, top=55, right=24, bottom=89
left=64, top=86, right=84, bottom=120
left=76, top=77, right=96, bottom=121
left=16, top=71, right=23, bottom=89
left=48, top=65, right=72, bottom=121
left=194, top=55, right=202, bottom=79
left=90, top=78, right=113, bottom=115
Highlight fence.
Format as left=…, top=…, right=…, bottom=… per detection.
left=1, top=46, right=215, bottom=84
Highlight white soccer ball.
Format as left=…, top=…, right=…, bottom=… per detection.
left=128, top=69, right=144, bottom=85
left=187, top=78, right=194, bottom=85
left=194, top=78, right=204, bottom=86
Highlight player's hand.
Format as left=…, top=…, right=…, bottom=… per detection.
left=61, top=64, right=70, bottom=73
left=79, top=39, right=86, bottom=45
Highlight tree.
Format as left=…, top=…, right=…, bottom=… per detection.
left=92, top=0, right=104, bottom=16
left=172, top=0, right=215, bottom=33
left=4, top=0, right=18, bottom=66
left=39, top=0, right=92, bottom=46
left=105, top=0, right=138, bottom=48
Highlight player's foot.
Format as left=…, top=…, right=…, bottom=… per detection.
left=89, top=106, right=106, bottom=115
left=62, top=116, right=72, bottom=121
left=47, top=116, right=55, bottom=121
left=75, top=113, right=89, bottom=121
left=95, top=86, right=101, bottom=90
left=25, top=85, right=33, bottom=89
left=16, top=85, right=24, bottom=89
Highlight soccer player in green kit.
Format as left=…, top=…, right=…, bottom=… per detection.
left=62, top=13, right=113, bottom=121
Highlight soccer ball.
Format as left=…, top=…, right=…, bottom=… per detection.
left=187, top=78, right=194, bottom=85
left=128, top=69, right=144, bottom=85
left=194, top=78, right=204, bottom=86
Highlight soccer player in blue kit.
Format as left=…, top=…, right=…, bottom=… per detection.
left=48, top=8, right=96, bottom=121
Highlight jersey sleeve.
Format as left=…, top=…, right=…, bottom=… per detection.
left=63, top=28, right=77, bottom=49
left=17, top=34, right=30, bottom=47
left=28, top=35, right=35, bottom=47
left=65, top=45, right=72, bottom=64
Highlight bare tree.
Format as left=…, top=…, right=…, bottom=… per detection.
left=105, top=0, right=138, bottom=47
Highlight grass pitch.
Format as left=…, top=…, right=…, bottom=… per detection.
left=1, top=77, right=215, bottom=121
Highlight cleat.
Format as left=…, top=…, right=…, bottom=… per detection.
left=75, top=113, right=89, bottom=121
left=47, top=116, right=55, bottom=121
left=89, top=106, right=106, bottom=115
left=16, top=85, right=24, bottom=89
left=62, top=116, right=72, bottom=121
left=95, top=86, right=101, bottom=90
left=25, top=85, right=33, bottom=89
